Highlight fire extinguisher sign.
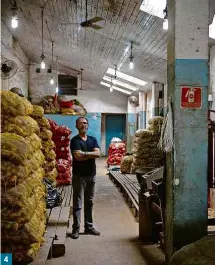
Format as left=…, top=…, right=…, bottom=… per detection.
left=181, top=86, right=202, bottom=109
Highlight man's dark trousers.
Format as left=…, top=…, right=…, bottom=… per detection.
left=72, top=175, right=95, bottom=231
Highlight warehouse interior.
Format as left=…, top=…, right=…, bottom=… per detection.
left=1, top=0, right=215, bottom=264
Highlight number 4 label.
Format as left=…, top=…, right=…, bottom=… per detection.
left=1, top=254, right=12, bottom=265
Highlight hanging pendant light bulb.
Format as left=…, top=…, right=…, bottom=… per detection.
left=110, top=86, right=113, bottom=92
left=163, top=6, right=168, bottom=30
left=129, top=41, right=134, bottom=69
left=11, top=1, right=18, bottom=29
left=40, top=7, right=46, bottom=69
left=41, top=54, right=46, bottom=69
left=163, top=19, right=168, bottom=30
left=112, top=78, right=117, bottom=85
left=50, top=76, right=54, bottom=85
left=129, top=59, right=134, bottom=70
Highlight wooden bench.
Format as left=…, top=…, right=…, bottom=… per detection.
left=29, top=184, right=73, bottom=264
left=109, top=171, right=140, bottom=221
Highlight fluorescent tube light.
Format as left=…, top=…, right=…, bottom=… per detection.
left=107, top=68, right=147, bottom=86
left=103, top=76, right=138, bottom=91
left=100, top=81, right=131, bottom=95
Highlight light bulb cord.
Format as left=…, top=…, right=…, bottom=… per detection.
left=41, top=7, right=44, bottom=57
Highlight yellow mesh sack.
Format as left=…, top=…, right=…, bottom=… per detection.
left=42, top=139, right=55, bottom=150
left=1, top=90, right=33, bottom=116
left=40, top=128, right=53, bottom=140
left=1, top=150, right=45, bottom=187
left=31, top=104, right=44, bottom=117
left=1, top=133, right=33, bottom=165
left=1, top=197, right=46, bottom=229
left=26, top=133, right=42, bottom=152
left=2, top=242, right=41, bottom=263
left=2, top=115, right=40, bottom=137
left=45, top=167, right=58, bottom=182
left=1, top=168, right=45, bottom=206
left=2, top=202, right=46, bottom=244
left=36, top=117, right=51, bottom=129
left=43, top=160, right=56, bottom=172
left=45, top=149, right=56, bottom=161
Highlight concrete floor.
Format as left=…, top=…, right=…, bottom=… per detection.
left=47, top=158, right=165, bottom=265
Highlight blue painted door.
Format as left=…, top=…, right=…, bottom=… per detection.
left=106, top=114, right=126, bottom=155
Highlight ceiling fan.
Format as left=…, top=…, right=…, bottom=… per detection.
left=60, top=0, right=104, bottom=30
left=81, top=0, right=104, bottom=30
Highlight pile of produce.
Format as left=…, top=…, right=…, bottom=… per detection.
left=31, top=105, right=57, bottom=183
left=1, top=90, right=46, bottom=263
left=131, top=116, right=164, bottom=173
left=120, top=154, right=133, bottom=174
left=107, top=141, right=126, bottom=166
left=49, top=119, right=72, bottom=185
left=58, top=96, right=87, bottom=116
left=39, top=94, right=87, bottom=115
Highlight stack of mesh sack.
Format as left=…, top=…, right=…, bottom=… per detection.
left=30, top=105, right=58, bottom=184
left=1, top=90, right=46, bottom=263
left=120, top=154, right=133, bottom=174
left=131, top=116, right=164, bottom=173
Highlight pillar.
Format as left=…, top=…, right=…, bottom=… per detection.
left=151, top=82, right=159, bottom=116
left=138, top=91, right=147, bottom=129
left=165, top=0, right=209, bottom=261
left=127, top=100, right=137, bottom=153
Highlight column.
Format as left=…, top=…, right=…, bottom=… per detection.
left=127, top=100, right=137, bottom=153
left=151, top=82, right=159, bottom=116
left=138, top=91, right=147, bottom=129
left=165, top=0, right=209, bottom=261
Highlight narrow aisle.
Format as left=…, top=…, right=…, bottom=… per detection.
left=48, top=158, right=148, bottom=265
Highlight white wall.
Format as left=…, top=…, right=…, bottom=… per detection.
left=29, top=65, right=128, bottom=113
left=210, top=45, right=215, bottom=119
left=1, top=21, right=29, bottom=97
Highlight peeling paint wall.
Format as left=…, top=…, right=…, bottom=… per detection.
left=1, top=21, right=29, bottom=97
left=29, top=65, right=128, bottom=113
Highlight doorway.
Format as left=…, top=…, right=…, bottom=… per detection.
left=105, top=114, right=126, bottom=155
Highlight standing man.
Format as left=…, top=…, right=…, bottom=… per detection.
left=70, top=117, right=101, bottom=239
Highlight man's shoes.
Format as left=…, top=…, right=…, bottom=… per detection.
left=84, top=228, right=100, bottom=236
left=71, top=229, right=79, bottom=239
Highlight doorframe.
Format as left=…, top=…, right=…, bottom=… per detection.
left=105, top=113, right=126, bottom=155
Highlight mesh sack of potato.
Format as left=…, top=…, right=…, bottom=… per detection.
left=26, top=133, right=42, bottom=152
left=61, top=108, right=76, bottom=114
left=42, top=139, right=55, bottom=150
left=43, top=160, right=56, bottom=173
left=31, top=104, right=44, bottom=117
left=1, top=115, right=40, bottom=137
left=135, top=129, right=154, bottom=138
left=1, top=150, right=45, bottom=187
left=2, top=202, right=46, bottom=244
left=40, top=128, right=53, bottom=140
left=169, top=236, right=215, bottom=265
left=1, top=194, right=45, bottom=228
left=45, top=167, right=58, bottom=182
left=35, top=116, right=51, bottom=129
left=120, top=155, right=133, bottom=174
left=1, top=90, right=33, bottom=116
left=2, top=242, right=41, bottom=263
left=133, top=157, right=163, bottom=166
left=1, top=168, right=45, bottom=206
left=45, top=149, right=57, bottom=161
left=134, top=135, right=160, bottom=145
left=1, top=133, right=34, bottom=165
left=148, top=116, right=164, bottom=127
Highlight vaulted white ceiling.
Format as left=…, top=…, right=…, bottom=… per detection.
left=1, top=0, right=215, bottom=94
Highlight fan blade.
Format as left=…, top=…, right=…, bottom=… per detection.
left=90, top=24, right=103, bottom=30
left=88, top=17, right=104, bottom=23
